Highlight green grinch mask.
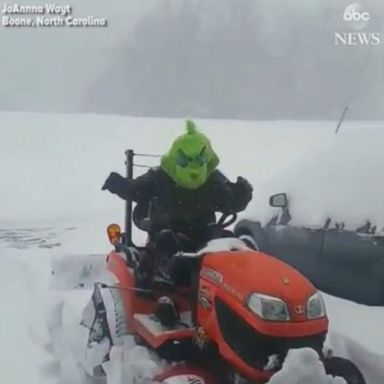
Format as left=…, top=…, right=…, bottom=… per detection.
left=161, top=120, right=219, bottom=189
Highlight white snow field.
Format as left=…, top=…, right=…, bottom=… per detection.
left=0, top=112, right=383, bottom=384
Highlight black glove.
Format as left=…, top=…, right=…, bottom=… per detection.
left=102, top=172, right=126, bottom=194
left=233, top=176, right=253, bottom=211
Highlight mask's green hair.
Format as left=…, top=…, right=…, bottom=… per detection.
left=186, top=119, right=198, bottom=135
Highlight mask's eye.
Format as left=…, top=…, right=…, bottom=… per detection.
left=195, top=146, right=207, bottom=167
left=176, top=149, right=189, bottom=168
left=195, top=156, right=204, bottom=167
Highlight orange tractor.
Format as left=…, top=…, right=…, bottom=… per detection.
left=81, top=151, right=365, bottom=384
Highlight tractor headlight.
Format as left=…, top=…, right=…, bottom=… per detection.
left=247, top=293, right=290, bottom=322
left=307, top=292, right=326, bottom=319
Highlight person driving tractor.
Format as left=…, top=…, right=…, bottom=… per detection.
left=102, top=120, right=253, bottom=252
left=102, top=120, right=253, bottom=326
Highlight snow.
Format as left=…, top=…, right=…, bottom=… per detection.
left=268, top=349, right=346, bottom=384
left=248, top=121, right=384, bottom=232
left=0, top=112, right=384, bottom=384
left=197, top=237, right=251, bottom=254
left=0, top=249, right=51, bottom=384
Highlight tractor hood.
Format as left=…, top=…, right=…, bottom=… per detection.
left=200, top=239, right=317, bottom=308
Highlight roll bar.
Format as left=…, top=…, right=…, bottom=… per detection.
left=123, top=149, right=162, bottom=246
left=124, top=149, right=134, bottom=246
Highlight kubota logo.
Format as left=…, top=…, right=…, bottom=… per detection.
left=295, top=305, right=305, bottom=314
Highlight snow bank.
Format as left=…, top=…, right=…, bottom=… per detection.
left=249, top=121, right=384, bottom=231
left=323, top=292, right=384, bottom=384
left=323, top=293, right=384, bottom=356
left=0, top=248, right=54, bottom=384
left=269, top=348, right=345, bottom=384
left=327, top=331, right=384, bottom=384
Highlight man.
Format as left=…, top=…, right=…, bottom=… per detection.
left=103, top=120, right=252, bottom=249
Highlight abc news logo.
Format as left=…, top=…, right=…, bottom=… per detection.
left=343, top=7, right=370, bottom=22
left=335, top=3, right=381, bottom=46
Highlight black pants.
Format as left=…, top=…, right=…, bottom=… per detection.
left=136, top=225, right=233, bottom=287
left=150, top=225, right=233, bottom=253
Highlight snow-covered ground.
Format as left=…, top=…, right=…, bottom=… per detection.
left=0, top=112, right=383, bottom=384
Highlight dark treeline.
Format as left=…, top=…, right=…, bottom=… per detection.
left=86, top=0, right=384, bottom=120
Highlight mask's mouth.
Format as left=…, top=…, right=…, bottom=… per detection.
left=190, top=172, right=199, bottom=180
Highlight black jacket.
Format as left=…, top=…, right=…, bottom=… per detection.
left=107, top=168, right=251, bottom=234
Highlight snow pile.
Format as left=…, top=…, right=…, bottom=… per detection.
left=44, top=285, right=99, bottom=384
left=269, top=349, right=345, bottom=384
left=0, top=249, right=54, bottom=384
left=324, top=293, right=384, bottom=384
left=327, top=331, right=384, bottom=384
left=249, top=121, right=384, bottom=231
left=103, top=344, right=164, bottom=384
left=324, top=293, right=384, bottom=356
left=197, top=237, right=251, bottom=254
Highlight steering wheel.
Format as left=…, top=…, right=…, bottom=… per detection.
left=217, top=212, right=238, bottom=228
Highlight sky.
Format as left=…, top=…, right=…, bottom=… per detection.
left=0, top=0, right=383, bottom=120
